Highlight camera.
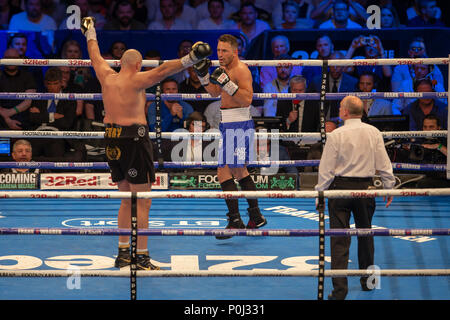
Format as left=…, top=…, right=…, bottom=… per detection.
left=409, top=144, right=425, bottom=161
left=361, top=37, right=371, bottom=45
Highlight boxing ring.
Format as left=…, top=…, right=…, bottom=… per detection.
left=0, top=56, right=449, bottom=302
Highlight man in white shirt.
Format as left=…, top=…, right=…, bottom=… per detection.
left=237, top=2, right=270, bottom=42
left=196, top=0, right=238, bottom=30
left=148, top=0, right=192, bottom=30
left=315, top=95, right=395, bottom=300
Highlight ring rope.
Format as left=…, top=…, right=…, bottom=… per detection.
left=0, top=57, right=447, bottom=67
left=0, top=130, right=445, bottom=140
left=1, top=188, right=450, bottom=199
left=0, top=161, right=445, bottom=171
left=0, top=92, right=446, bottom=101
left=0, top=269, right=448, bottom=278
left=0, top=227, right=448, bottom=237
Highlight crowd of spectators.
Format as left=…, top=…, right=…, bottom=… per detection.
left=1, top=0, right=448, bottom=33
left=0, top=0, right=448, bottom=181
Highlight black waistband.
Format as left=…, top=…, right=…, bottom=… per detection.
left=104, top=124, right=148, bottom=139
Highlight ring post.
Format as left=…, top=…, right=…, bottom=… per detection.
left=130, top=192, right=137, bottom=300
left=316, top=59, right=329, bottom=300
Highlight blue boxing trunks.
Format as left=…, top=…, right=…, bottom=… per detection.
left=104, top=123, right=156, bottom=184
left=218, top=106, right=255, bottom=168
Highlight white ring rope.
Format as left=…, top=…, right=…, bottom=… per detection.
left=0, top=269, right=448, bottom=278
left=0, top=57, right=448, bottom=67
left=0, top=130, right=446, bottom=140
left=1, top=188, right=450, bottom=199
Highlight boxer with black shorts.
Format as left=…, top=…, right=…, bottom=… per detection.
left=105, top=124, right=155, bottom=184
left=82, top=17, right=211, bottom=269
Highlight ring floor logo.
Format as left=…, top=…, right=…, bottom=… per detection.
left=62, top=218, right=227, bottom=228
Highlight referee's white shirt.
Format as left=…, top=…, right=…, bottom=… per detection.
left=315, top=118, right=396, bottom=191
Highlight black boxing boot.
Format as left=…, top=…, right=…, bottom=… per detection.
left=246, top=207, right=267, bottom=229
left=114, top=245, right=131, bottom=268
left=216, top=212, right=245, bottom=240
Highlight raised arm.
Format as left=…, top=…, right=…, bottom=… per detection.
left=81, top=17, right=115, bottom=83
left=134, top=42, right=212, bottom=90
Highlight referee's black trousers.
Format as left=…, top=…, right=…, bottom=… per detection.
left=328, top=177, right=375, bottom=299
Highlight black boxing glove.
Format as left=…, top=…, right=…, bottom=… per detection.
left=81, top=17, right=96, bottom=41
left=210, top=67, right=238, bottom=96
left=193, top=58, right=211, bottom=86
left=180, top=41, right=212, bottom=67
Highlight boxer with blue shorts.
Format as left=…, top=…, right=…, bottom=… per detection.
left=194, top=34, right=267, bottom=239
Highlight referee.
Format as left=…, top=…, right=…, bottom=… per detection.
left=315, top=95, right=396, bottom=300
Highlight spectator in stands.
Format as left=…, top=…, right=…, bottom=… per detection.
left=391, top=37, right=445, bottom=113
left=259, top=35, right=303, bottom=89
left=0, top=48, right=37, bottom=130
left=272, top=0, right=313, bottom=28
left=392, top=62, right=446, bottom=115
left=7, top=32, right=27, bottom=57
left=345, top=35, right=392, bottom=92
left=357, top=72, right=393, bottom=118
left=301, top=34, right=334, bottom=85
left=129, top=0, right=149, bottom=24
left=402, top=79, right=447, bottom=131
left=0, top=0, right=22, bottom=29
left=60, top=39, right=92, bottom=89
left=412, top=114, right=450, bottom=188
left=407, top=0, right=445, bottom=27
left=236, top=2, right=271, bottom=43
left=276, top=75, right=320, bottom=133
left=263, top=54, right=292, bottom=117
left=276, top=75, right=320, bottom=174
left=255, top=125, right=298, bottom=175
left=274, top=0, right=314, bottom=29
left=0, top=139, right=44, bottom=173
left=41, top=0, right=66, bottom=25
left=380, top=4, right=402, bottom=28
left=148, top=0, right=192, bottom=30
left=28, top=67, right=80, bottom=161
left=194, top=0, right=237, bottom=24
left=104, top=0, right=146, bottom=30
left=421, top=114, right=447, bottom=159
left=147, top=78, right=194, bottom=132
left=318, top=0, right=363, bottom=29
left=309, top=51, right=358, bottom=121
left=58, top=66, right=84, bottom=118
left=230, top=0, right=272, bottom=25
left=305, top=119, right=337, bottom=172
left=162, top=111, right=217, bottom=163
left=172, top=39, right=192, bottom=84
left=84, top=0, right=107, bottom=29
left=9, top=0, right=57, bottom=49
left=179, top=67, right=210, bottom=114
left=196, top=0, right=238, bottom=30
left=7, top=32, right=44, bottom=91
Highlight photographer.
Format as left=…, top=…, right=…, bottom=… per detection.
left=345, top=35, right=392, bottom=92
left=412, top=114, right=449, bottom=188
